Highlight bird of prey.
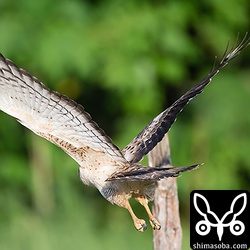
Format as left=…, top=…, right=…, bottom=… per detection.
left=0, top=35, right=249, bottom=232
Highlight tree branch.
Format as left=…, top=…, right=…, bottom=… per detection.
left=148, top=134, right=182, bottom=250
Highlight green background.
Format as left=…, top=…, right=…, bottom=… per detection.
left=0, top=0, right=249, bottom=249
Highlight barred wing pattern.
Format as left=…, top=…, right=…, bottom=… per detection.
left=0, top=55, right=127, bottom=166
left=122, top=35, right=250, bottom=164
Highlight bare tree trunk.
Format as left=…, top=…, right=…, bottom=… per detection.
left=29, top=133, right=55, bottom=215
left=148, top=134, right=182, bottom=250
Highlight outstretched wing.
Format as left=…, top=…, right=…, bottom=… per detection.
left=0, top=55, right=127, bottom=166
left=122, top=34, right=250, bottom=164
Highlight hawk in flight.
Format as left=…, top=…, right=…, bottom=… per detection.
left=0, top=35, right=249, bottom=232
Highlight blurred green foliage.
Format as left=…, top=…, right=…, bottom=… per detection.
left=0, top=0, right=249, bottom=249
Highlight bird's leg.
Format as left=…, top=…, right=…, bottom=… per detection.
left=122, top=199, right=147, bottom=232
left=135, top=196, right=161, bottom=230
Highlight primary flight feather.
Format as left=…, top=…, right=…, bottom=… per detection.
left=0, top=35, right=249, bottom=231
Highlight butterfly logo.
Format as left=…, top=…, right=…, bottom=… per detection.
left=193, top=193, right=247, bottom=241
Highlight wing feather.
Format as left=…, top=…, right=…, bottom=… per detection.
left=122, top=34, right=250, bottom=163
left=0, top=54, right=127, bottom=166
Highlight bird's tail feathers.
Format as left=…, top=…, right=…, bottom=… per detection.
left=106, top=163, right=202, bottom=182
